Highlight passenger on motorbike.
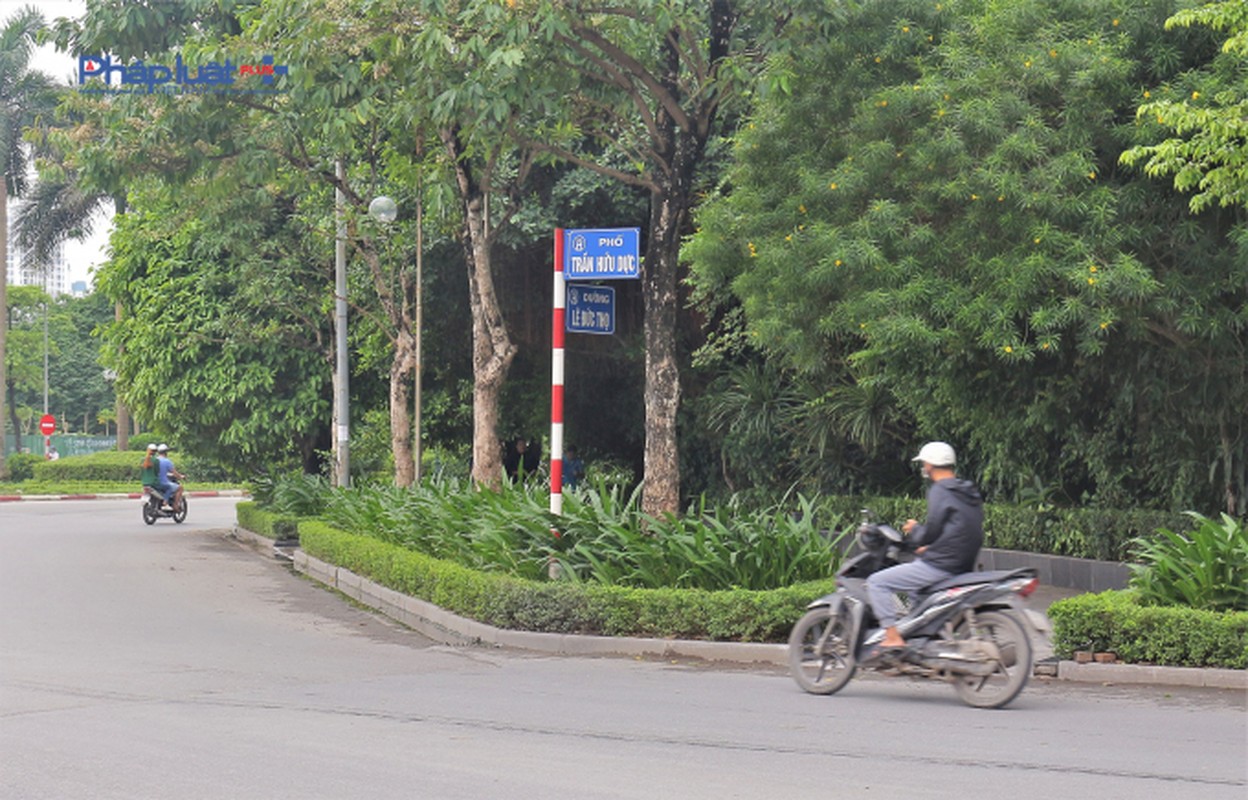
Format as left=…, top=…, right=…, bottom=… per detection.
left=866, top=441, right=984, bottom=650
left=140, top=443, right=159, bottom=490
left=155, top=443, right=185, bottom=512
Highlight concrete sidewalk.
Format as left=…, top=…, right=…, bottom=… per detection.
left=228, top=526, right=1245, bottom=692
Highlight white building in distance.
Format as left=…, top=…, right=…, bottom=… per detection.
left=5, top=207, right=71, bottom=297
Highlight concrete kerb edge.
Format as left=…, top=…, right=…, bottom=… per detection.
left=1056, top=660, right=1247, bottom=690
left=284, top=547, right=789, bottom=665
left=229, top=527, right=1245, bottom=688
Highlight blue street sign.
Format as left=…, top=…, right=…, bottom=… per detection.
left=564, top=227, right=640, bottom=279
left=566, top=285, right=616, bottom=335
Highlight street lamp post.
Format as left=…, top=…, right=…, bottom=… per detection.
left=334, top=161, right=350, bottom=488
left=366, top=194, right=422, bottom=484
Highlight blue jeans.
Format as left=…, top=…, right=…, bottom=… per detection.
left=865, top=559, right=954, bottom=629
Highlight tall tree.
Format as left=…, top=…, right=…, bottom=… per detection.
left=402, top=1, right=559, bottom=488
left=687, top=0, right=1246, bottom=513
left=96, top=181, right=333, bottom=474
left=3, top=284, right=57, bottom=440
left=0, top=6, right=56, bottom=471
left=520, top=0, right=755, bottom=515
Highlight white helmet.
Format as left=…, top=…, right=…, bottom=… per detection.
left=912, top=441, right=956, bottom=467
left=157, top=443, right=169, bottom=453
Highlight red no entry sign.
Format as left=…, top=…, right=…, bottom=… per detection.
left=39, top=414, right=56, bottom=436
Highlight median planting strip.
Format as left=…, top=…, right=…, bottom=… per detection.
left=227, top=520, right=1246, bottom=690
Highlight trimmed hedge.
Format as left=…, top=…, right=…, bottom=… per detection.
left=816, top=495, right=1191, bottom=562
left=235, top=501, right=301, bottom=541
left=33, top=450, right=154, bottom=482
left=0, top=480, right=238, bottom=495
left=1049, top=590, right=1248, bottom=669
left=295, top=517, right=835, bottom=642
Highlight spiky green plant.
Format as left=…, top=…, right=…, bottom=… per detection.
left=1129, top=513, right=1248, bottom=612
left=300, top=473, right=847, bottom=591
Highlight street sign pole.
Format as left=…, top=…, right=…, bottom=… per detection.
left=39, top=414, right=56, bottom=459
left=551, top=227, right=640, bottom=521
left=550, top=229, right=566, bottom=517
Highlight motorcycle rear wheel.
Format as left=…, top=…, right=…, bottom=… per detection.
left=142, top=502, right=157, bottom=525
left=952, top=609, right=1032, bottom=709
left=788, top=607, right=856, bottom=695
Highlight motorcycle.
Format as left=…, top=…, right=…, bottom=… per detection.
left=142, top=483, right=188, bottom=525
left=789, top=510, right=1042, bottom=708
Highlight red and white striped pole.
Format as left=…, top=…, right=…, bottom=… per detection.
left=550, top=228, right=565, bottom=516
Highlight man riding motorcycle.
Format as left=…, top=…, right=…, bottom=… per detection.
left=865, top=441, right=984, bottom=652
left=154, top=443, right=185, bottom=513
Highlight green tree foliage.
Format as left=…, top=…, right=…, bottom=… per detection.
left=96, top=183, right=332, bottom=475
left=3, top=287, right=111, bottom=436
left=686, top=0, right=1247, bottom=513
left=1121, top=0, right=1248, bottom=211
left=50, top=291, right=114, bottom=434
left=4, top=285, right=57, bottom=437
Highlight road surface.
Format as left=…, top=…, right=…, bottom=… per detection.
left=1, top=498, right=1244, bottom=799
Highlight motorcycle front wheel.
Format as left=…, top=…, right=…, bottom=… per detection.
left=952, top=609, right=1033, bottom=709
left=788, top=606, right=856, bottom=695
left=172, top=497, right=188, bottom=524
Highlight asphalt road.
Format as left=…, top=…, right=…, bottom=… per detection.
left=2, top=498, right=1244, bottom=799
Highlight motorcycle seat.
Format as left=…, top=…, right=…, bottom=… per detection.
left=922, top=567, right=1037, bottom=594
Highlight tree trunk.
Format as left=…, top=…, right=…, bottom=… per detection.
left=442, top=129, right=517, bottom=491
left=390, top=327, right=418, bottom=487
left=7, top=381, right=21, bottom=452
left=463, top=194, right=515, bottom=490
left=638, top=25, right=711, bottom=518
left=641, top=187, right=686, bottom=517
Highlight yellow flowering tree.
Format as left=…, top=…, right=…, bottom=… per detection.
left=1121, top=0, right=1248, bottom=211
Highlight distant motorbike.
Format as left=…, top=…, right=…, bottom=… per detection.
left=142, top=484, right=188, bottom=525
left=789, top=510, right=1042, bottom=709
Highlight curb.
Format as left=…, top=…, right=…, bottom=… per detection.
left=0, top=490, right=249, bottom=502
left=1055, top=659, right=1246, bottom=690
left=229, top=526, right=1247, bottom=689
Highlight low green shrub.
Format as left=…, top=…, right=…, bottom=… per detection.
left=1129, top=513, right=1248, bottom=612
left=292, top=517, right=834, bottom=641
left=0, top=480, right=238, bottom=495
left=33, top=450, right=154, bottom=482
left=4, top=452, right=43, bottom=482
left=236, top=501, right=301, bottom=541
left=1049, top=590, right=1248, bottom=669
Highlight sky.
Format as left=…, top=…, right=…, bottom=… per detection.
left=9, top=0, right=111, bottom=288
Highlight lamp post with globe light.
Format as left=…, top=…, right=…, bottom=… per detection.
left=366, top=194, right=423, bottom=484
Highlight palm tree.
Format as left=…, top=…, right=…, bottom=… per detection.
left=1, top=5, right=57, bottom=475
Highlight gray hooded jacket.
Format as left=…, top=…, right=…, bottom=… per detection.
left=910, top=477, right=984, bottom=575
